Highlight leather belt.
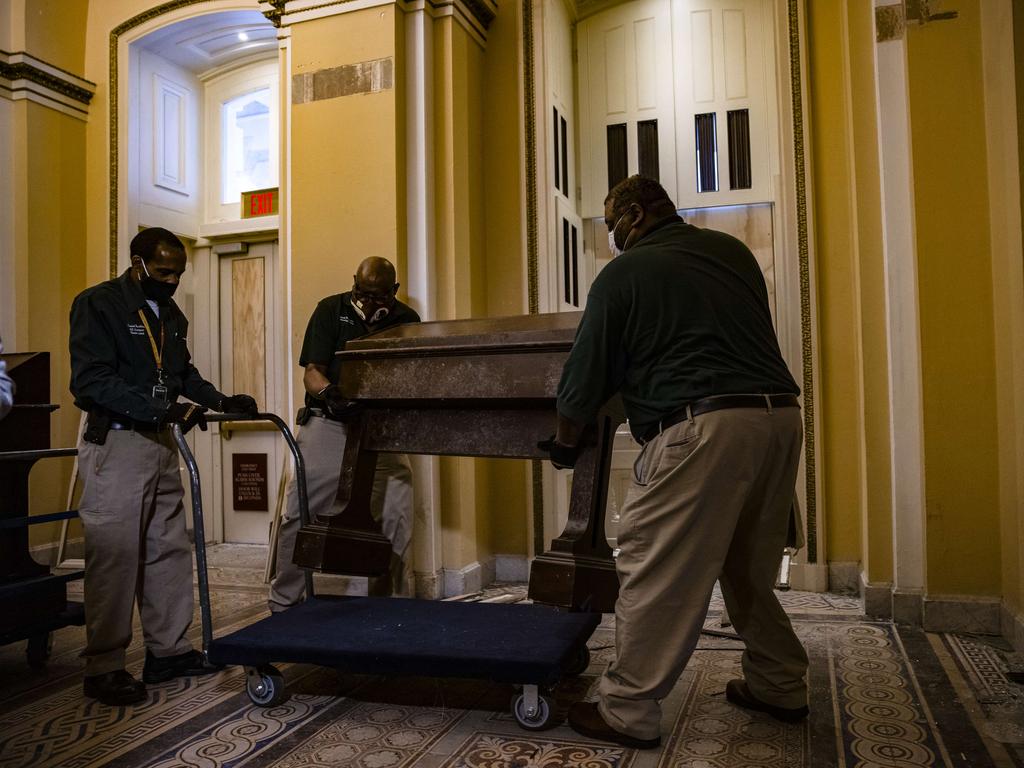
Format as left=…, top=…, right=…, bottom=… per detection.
left=640, top=393, right=799, bottom=444
left=307, top=407, right=346, bottom=423
left=109, top=419, right=160, bottom=433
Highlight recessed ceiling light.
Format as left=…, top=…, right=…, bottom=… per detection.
left=237, top=32, right=249, bottom=42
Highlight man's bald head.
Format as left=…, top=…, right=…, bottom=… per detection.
left=352, top=257, right=399, bottom=325
left=354, top=257, right=397, bottom=293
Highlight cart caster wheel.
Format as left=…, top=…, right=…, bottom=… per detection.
left=511, top=690, right=554, bottom=730
left=564, top=646, right=591, bottom=676
left=26, top=633, right=52, bottom=669
left=246, top=665, right=286, bottom=706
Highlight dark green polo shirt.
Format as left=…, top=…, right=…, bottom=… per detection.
left=557, top=216, right=799, bottom=440
left=69, top=270, right=224, bottom=424
left=299, top=292, right=420, bottom=408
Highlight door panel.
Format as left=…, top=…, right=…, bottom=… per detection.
left=218, top=244, right=281, bottom=544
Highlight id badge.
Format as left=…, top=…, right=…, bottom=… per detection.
left=152, top=384, right=169, bottom=402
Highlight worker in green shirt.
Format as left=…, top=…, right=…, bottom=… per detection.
left=546, top=176, right=808, bottom=749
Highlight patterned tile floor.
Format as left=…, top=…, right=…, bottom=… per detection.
left=0, top=545, right=1021, bottom=768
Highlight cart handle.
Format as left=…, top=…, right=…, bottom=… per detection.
left=171, top=411, right=312, bottom=654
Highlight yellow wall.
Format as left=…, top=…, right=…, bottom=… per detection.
left=289, top=8, right=404, bottom=414
left=24, top=0, right=87, bottom=73
left=846, top=1, right=893, bottom=584
left=9, top=6, right=89, bottom=545
left=480, top=2, right=529, bottom=557
left=806, top=1, right=865, bottom=567
left=906, top=1, right=1001, bottom=596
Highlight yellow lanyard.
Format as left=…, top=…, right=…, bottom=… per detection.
left=137, top=308, right=165, bottom=382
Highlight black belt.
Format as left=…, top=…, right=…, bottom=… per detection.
left=109, top=419, right=160, bottom=433
left=640, top=394, right=799, bottom=443
left=307, top=407, right=346, bottom=423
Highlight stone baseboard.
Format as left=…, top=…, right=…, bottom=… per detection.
left=495, top=554, right=528, bottom=582
left=442, top=561, right=485, bottom=597
left=414, top=569, right=442, bottom=600
left=789, top=562, right=828, bottom=592
left=923, top=595, right=1002, bottom=635
left=1002, top=603, right=1024, bottom=652
left=828, top=561, right=860, bottom=595
left=860, top=572, right=893, bottom=619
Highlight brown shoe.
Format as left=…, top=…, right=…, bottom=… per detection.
left=725, top=679, right=808, bottom=723
left=567, top=701, right=661, bottom=750
left=83, top=670, right=147, bottom=706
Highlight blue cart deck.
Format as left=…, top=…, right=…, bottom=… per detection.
left=208, top=596, right=600, bottom=685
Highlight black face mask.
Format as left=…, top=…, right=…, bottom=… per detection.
left=138, top=260, right=178, bottom=305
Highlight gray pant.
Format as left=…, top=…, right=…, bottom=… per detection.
left=78, top=429, right=195, bottom=676
left=269, top=414, right=413, bottom=611
left=598, top=405, right=807, bottom=740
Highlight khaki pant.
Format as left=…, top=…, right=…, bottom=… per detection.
left=598, top=405, right=807, bottom=740
left=78, top=429, right=195, bottom=676
left=268, top=415, right=413, bottom=611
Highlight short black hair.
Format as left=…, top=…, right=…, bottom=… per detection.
left=604, top=175, right=676, bottom=219
left=130, top=227, right=184, bottom=263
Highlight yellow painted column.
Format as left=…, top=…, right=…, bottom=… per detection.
left=906, top=1, right=1001, bottom=600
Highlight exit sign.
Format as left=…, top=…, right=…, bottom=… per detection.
left=241, top=187, right=278, bottom=218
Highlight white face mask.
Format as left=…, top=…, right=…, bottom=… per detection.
left=607, top=212, right=629, bottom=258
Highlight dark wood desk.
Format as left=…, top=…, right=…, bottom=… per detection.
left=293, top=313, right=623, bottom=612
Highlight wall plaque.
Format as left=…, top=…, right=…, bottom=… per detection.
left=232, top=453, right=269, bottom=511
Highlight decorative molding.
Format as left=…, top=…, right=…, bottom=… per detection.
left=787, top=0, right=817, bottom=563
left=259, top=0, right=288, bottom=26
left=271, top=0, right=496, bottom=36
left=875, top=4, right=905, bottom=42
left=0, top=50, right=96, bottom=120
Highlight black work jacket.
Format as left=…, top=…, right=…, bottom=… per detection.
left=69, top=269, right=224, bottom=424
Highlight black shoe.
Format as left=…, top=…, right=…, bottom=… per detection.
left=143, top=649, right=223, bottom=684
left=725, top=679, right=809, bottom=723
left=83, top=670, right=147, bottom=706
left=567, top=701, right=661, bottom=750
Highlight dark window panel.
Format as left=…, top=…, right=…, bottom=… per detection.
left=562, top=217, right=571, bottom=304
left=694, top=112, right=718, bottom=193
left=607, top=123, right=628, bottom=190
left=727, top=109, right=752, bottom=190
left=553, top=107, right=560, bottom=194
left=638, top=119, right=659, bottom=181
left=561, top=115, right=569, bottom=195
left=571, top=224, right=579, bottom=306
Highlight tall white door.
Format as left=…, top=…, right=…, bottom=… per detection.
left=217, top=243, right=283, bottom=544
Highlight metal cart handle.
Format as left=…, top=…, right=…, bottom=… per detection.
left=171, top=411, right=312, bottom=654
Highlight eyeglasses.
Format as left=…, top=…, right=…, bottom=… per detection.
left=353, top=285, right=395, bottom=303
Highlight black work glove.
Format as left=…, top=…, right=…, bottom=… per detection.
left=164, top=402, right=208, bottom=434
left=220, top=393, right=258, bottom=415
left=319, top=385, right=361, bottom=421
left=538, top=435, right=579, bottom=470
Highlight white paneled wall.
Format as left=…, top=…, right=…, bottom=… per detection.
left=136, top=48, right=201, bottom=234
left=578, top=0, right=677, bottom=218
left=578, top=0, right=777, bottom=217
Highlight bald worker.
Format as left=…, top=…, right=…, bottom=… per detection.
left=269, top=257, right=420, bottom=610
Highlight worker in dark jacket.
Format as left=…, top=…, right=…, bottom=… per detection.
left=546, top=176, right=807, bottom=749
left=70, top=227, right=257, bottom=706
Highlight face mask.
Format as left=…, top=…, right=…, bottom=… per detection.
left=353, top=298, right=390, bottom=325
left=138, top=260, right=177, bottom=304
left=607, top=212, right=629, bottom=258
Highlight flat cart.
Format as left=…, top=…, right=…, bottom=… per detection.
left=173, top=414, right=600, bottom=730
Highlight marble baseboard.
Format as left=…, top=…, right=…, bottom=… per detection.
left=893, top=589, right=924, bottom=625
left=443, top=561, right=484, bottom=597
left=861, top=573, right=893, bottom=619
left=1002, top=603, right=1024, bottom=652
left=828, top=561, right=860, bottom=595
left=495, top=554, right=528, bottom=582
left=923, top=595, right=1001, bottom=634
left=414, top=568, right=442, bottom=599
left=789, top=562, right=829, bottom=592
